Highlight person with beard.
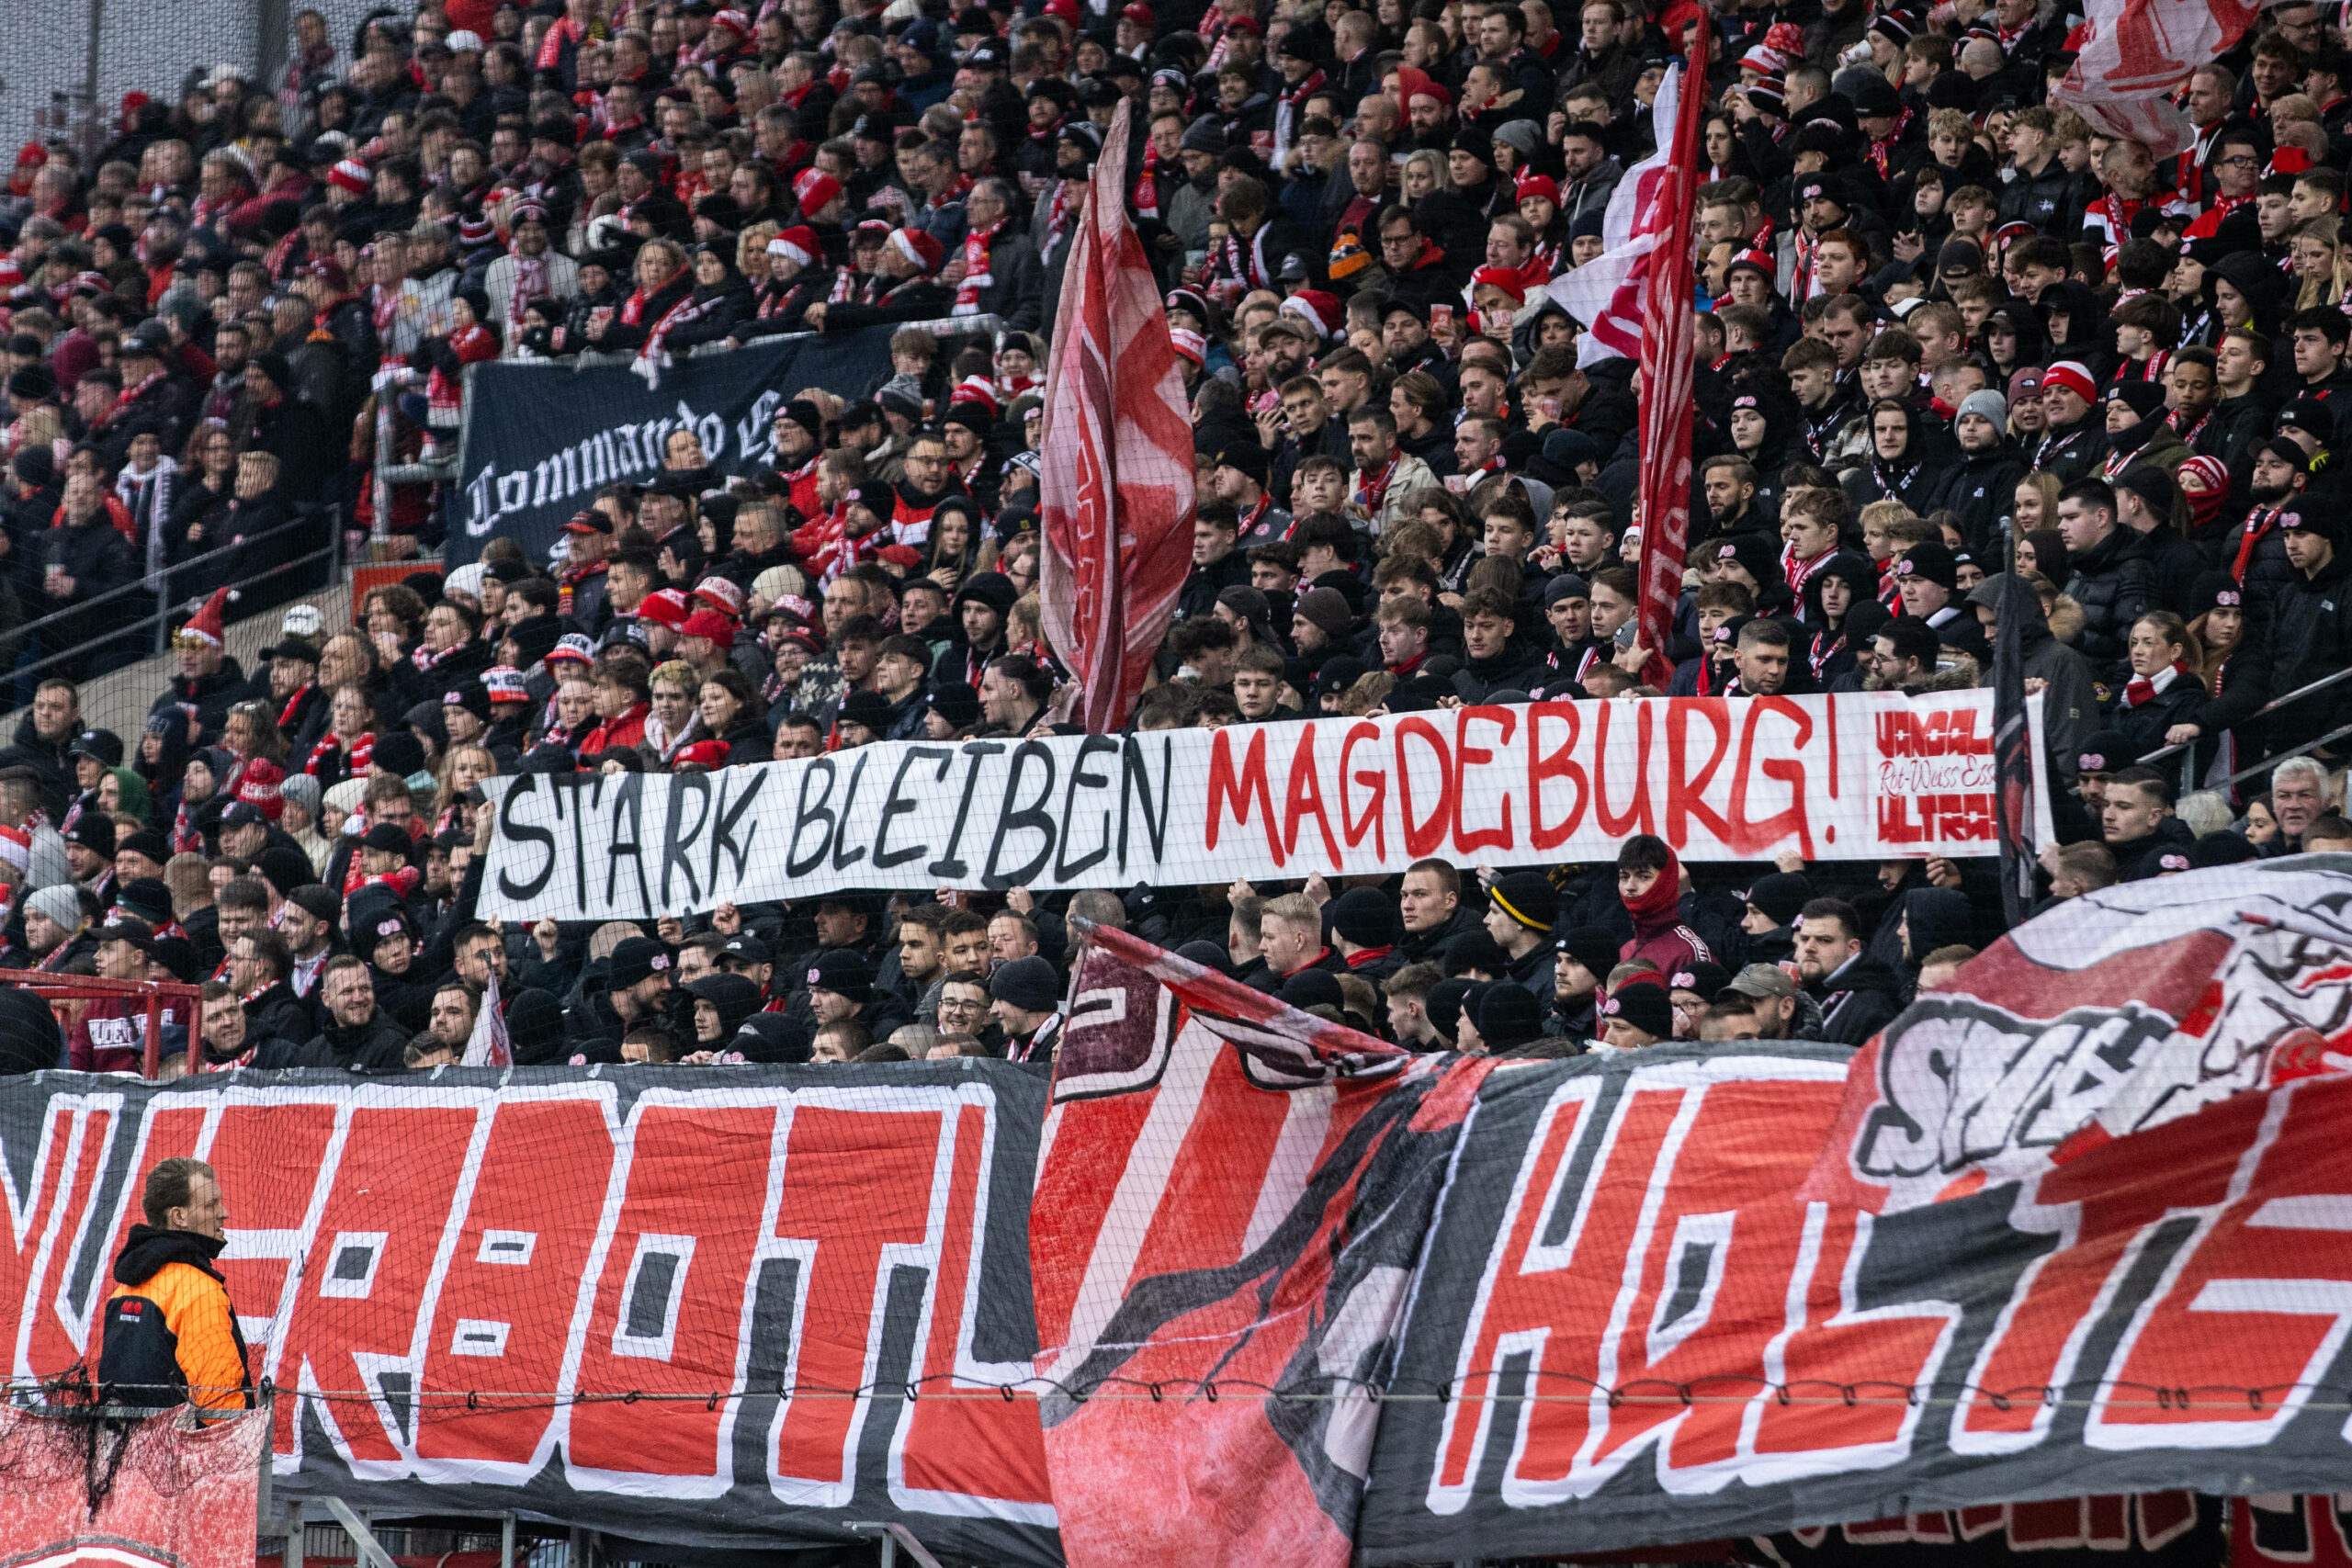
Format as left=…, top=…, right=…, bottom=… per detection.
left=150, top=590, right=262, bottom=741
left=262, top=637, right=329, bottom=760
left=2223, top=437, right=2311, bottom=628
left=298, top=953, right=410, bottom=1069
left=1792, top=896, right=1904, bottom=1046
left=2100, top=379, right=2190, bottom=481
left=229, top=929, right=311, bottom=1050
left=1546, top=924, right=1615, bottom=1041
left=2031, top=360, right=2106, bottom=482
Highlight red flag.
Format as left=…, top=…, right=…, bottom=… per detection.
left=1633, top=33, right=1709, bottom=685
left=1039, top=109, right=1197, bottom=733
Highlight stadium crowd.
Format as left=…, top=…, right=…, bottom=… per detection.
left=0, top=0, right=2346, bottom=1074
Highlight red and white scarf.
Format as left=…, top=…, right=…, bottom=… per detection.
left=2124, top=659, right=2191, bottom=706
left=954, top=221, right=1001, bottom=315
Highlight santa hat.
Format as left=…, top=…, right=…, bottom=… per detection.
left=709, top=7, right=752, bottom=38
left=176, top=587, right=232, bottom=649
left=1170, top=325, right=1206, bottom=367
left=767, top=225, right=820, bottom=268
left=675, top=739, right=732, bottom=770
left=2042, top=360, right=2099, bottom=404
left=889, top=227, right=944, bottom=275
left=793, top=169, right=842, bottom=215
left=0, top=824, right=28, bottom=874
left=16, top=143, right=47, bottom=171
left=952, top=374, right=1001, bottom=416
left=1513, top=171, right=1560, bottom=207
left=328, top=158, right=371, bottom=196
left=1280, top=288, right=1342, bottom=338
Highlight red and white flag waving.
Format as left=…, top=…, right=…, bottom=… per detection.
left=1039, top=108, right=1197, bottom=733
left=2053, top=0, right=2293, bottom=157
left=1551, top=36, right=1707, bottom=681
left=462, top=966, right=512, bottom=1067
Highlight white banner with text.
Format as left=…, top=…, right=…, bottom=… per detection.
left=477, top=692, right=2050, bottom=920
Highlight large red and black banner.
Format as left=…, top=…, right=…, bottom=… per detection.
left=1035, top=874, right=2352, bottom=1566
left=0, top=1065, right=1059, bottom=1563
left=9, top=864, right=2352, bottom=1562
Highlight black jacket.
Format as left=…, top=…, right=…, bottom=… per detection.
left=2063, top=525, right=2158, bottom=671
left=1804, top=954, right=1903, bottom=1047
left=2265, top=548, right=2352, bottom=748
left=302, top=1010, right=413, bottom=1071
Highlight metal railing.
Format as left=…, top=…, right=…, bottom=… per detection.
left=3, top=507, right=342, bottom=694
left=2134, top=664, right=2352, bottom=796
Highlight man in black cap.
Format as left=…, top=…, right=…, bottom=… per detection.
left=2268, top=509, right=2352, bottom=755
left=1739, top=871, right=1813, bottom=964
left=988, top=953, right=1062, bottom=1061
left=62, top=813, right=118, bottom=904
left=717, top=932, right=775, bottom=1005
left=1892, top=542, right=1986, bottom=662
left=573, top=934, right=676, bottom=1047
left=1482, top=869, right=1556, bottom=997
left=924, top=681, right=982, bottom=739
left=803, top=945, right=910, bottom=1042
left=1208, top=436, right=1289, bottom=547
left=69, top=917, right=162, bottom=1071
left=1550, top=923, right=1618, bottom=1040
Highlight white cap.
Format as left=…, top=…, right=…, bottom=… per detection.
left=281, top=604, right=324, bottom=638
left=447, top=29, right=486, bottom=51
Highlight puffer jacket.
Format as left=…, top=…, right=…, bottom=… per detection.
left=2062, top=524, right=2158, bottom=671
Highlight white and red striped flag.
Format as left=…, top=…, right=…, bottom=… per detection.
left=2053, top=0, right=2296, bottom=158
left=1547, top=30, right=1708, bottom=682
left=1039, top=108, right=1197, bottom=733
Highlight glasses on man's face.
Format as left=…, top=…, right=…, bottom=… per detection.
left=2217, top=154, right=2260, bottom=167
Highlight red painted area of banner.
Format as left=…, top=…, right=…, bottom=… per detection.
left=0, top=1403, right=265, bottom=1567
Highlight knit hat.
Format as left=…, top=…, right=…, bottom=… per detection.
left=989, top=953, right=1059, bottom=1012
left=1487, top=870, right=1556, bottom=932
left=1278, top=968, right=1345, bottom=1012
left=1423, top=976, right=1470, bottom=1043
left=1956, top=389, right=2007, bottom=427
left=1600, top=976, right=1673, bottom=1039
left=607, top=935, right=673, bottom=990
left=803, top=946, right=873, bottom=1001
left=1744, top=871, right=1813, bottom=926
left=2041, top=361, right=2098, bottom=404
left=1895, top=541, right=1958, bottom=592
left=1444, top=929, right=1512, bottom=976
left=24, top=885, right=81, bottom=930
left=1294, top=585, right=1354, bottom=637
left=2108, top=379, right=2166, bottom=420
left=277, top=772, right=322, bottom=819
left=2186, top=570, right=2244, bottom=622
left=1668, top=959, right=1730, bottom=998
left=1551, top=924, right=1620, bottom=982
left=2075, top=728, right=2132, bottom=774
left=1329, top=886, right=1400, bottom=948
left=1477, top=984, right=1543, bottom=1051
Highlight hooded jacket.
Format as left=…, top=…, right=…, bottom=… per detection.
left=99, top=1224, right=251, bottom=1415
left=1618, top=843, right=1713, bottom=976
left=1803, top=951, right=1904, bottom=1047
